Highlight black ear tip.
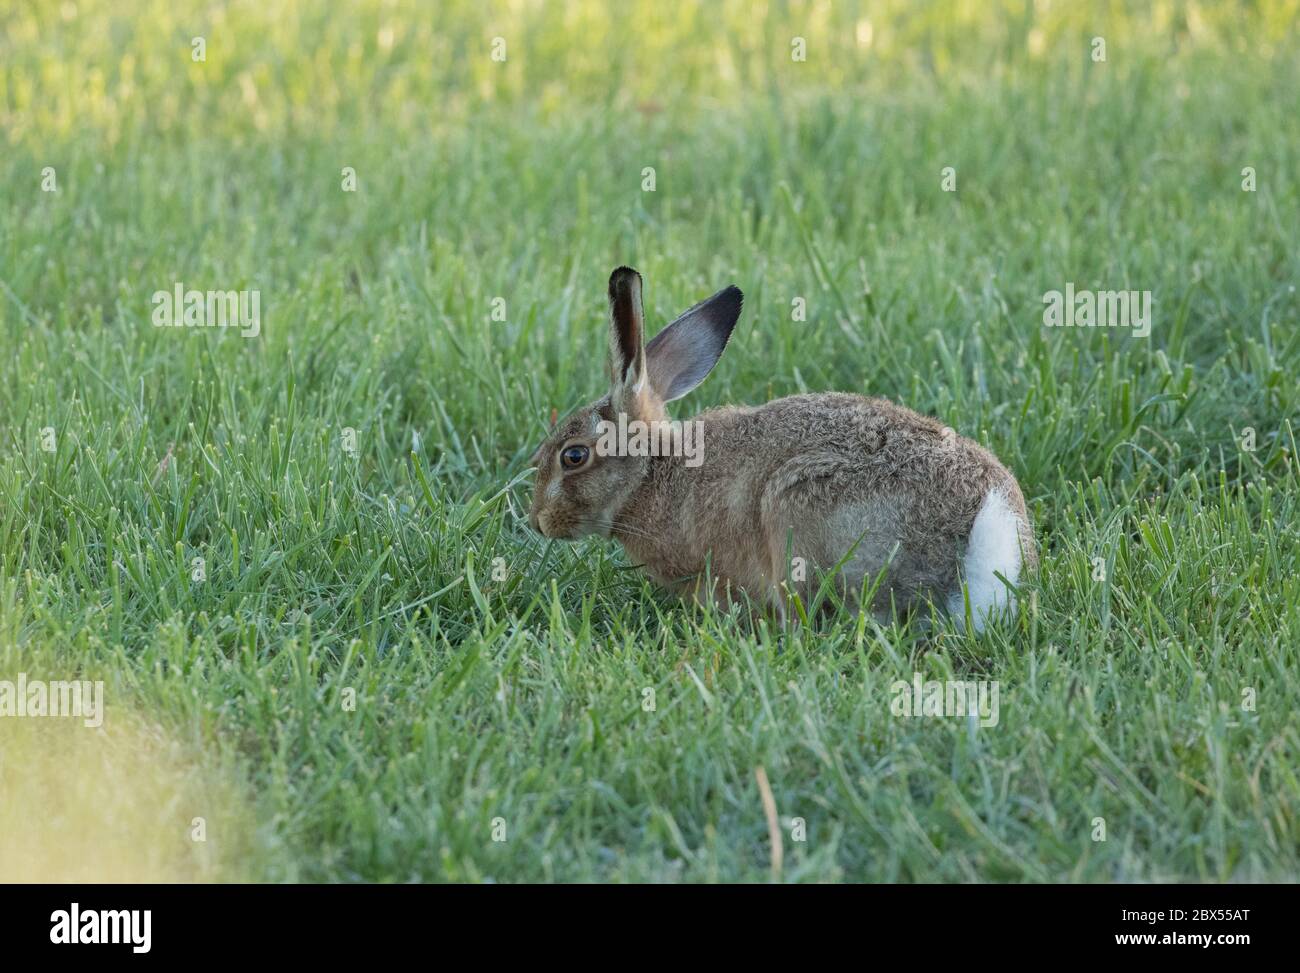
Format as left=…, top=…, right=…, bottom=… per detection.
left=713, top=285, right=744, bottom=326
left=609, top=266, right=642, bottom=290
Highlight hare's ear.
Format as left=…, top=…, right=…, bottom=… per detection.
left=645, top=284, right=743, bottom=402
left=607, top=266, right=648, bottom=412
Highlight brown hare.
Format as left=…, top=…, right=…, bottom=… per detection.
left=528, top=267, right=1035, bottom=629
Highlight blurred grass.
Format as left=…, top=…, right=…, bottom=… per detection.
left=0, top=696, right=254, bottom=882
left=0, top=0, right=1298, bottom=882
left=4, top=1, right=1298, bottom=143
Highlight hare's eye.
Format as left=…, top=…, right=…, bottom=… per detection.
left=560, top=445, right=590, bottom=470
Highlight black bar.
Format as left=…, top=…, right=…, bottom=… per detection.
left=0, top=883, right=1279, bottom=959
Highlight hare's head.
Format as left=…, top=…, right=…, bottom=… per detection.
left=528, top=267, right=742, bottom=539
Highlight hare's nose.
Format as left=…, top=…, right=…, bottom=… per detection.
left=528, top=507, right=542, bottom=534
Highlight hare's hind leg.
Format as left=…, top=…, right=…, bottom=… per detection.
left=761, top=492, right=906, bottom=621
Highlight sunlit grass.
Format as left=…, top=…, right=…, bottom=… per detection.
left=0, top=698, right=254, bottom=883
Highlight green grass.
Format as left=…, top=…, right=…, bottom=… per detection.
left=1, top=0, right=1298, bottom=882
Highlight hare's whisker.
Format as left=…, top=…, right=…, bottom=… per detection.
left=572, top=517, right=658, bottom=542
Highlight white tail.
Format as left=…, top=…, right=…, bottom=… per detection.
left=947, top=488, right=1022, bottom=630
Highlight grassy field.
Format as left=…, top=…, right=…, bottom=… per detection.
left=1, top=0, right=1298, bottom=882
